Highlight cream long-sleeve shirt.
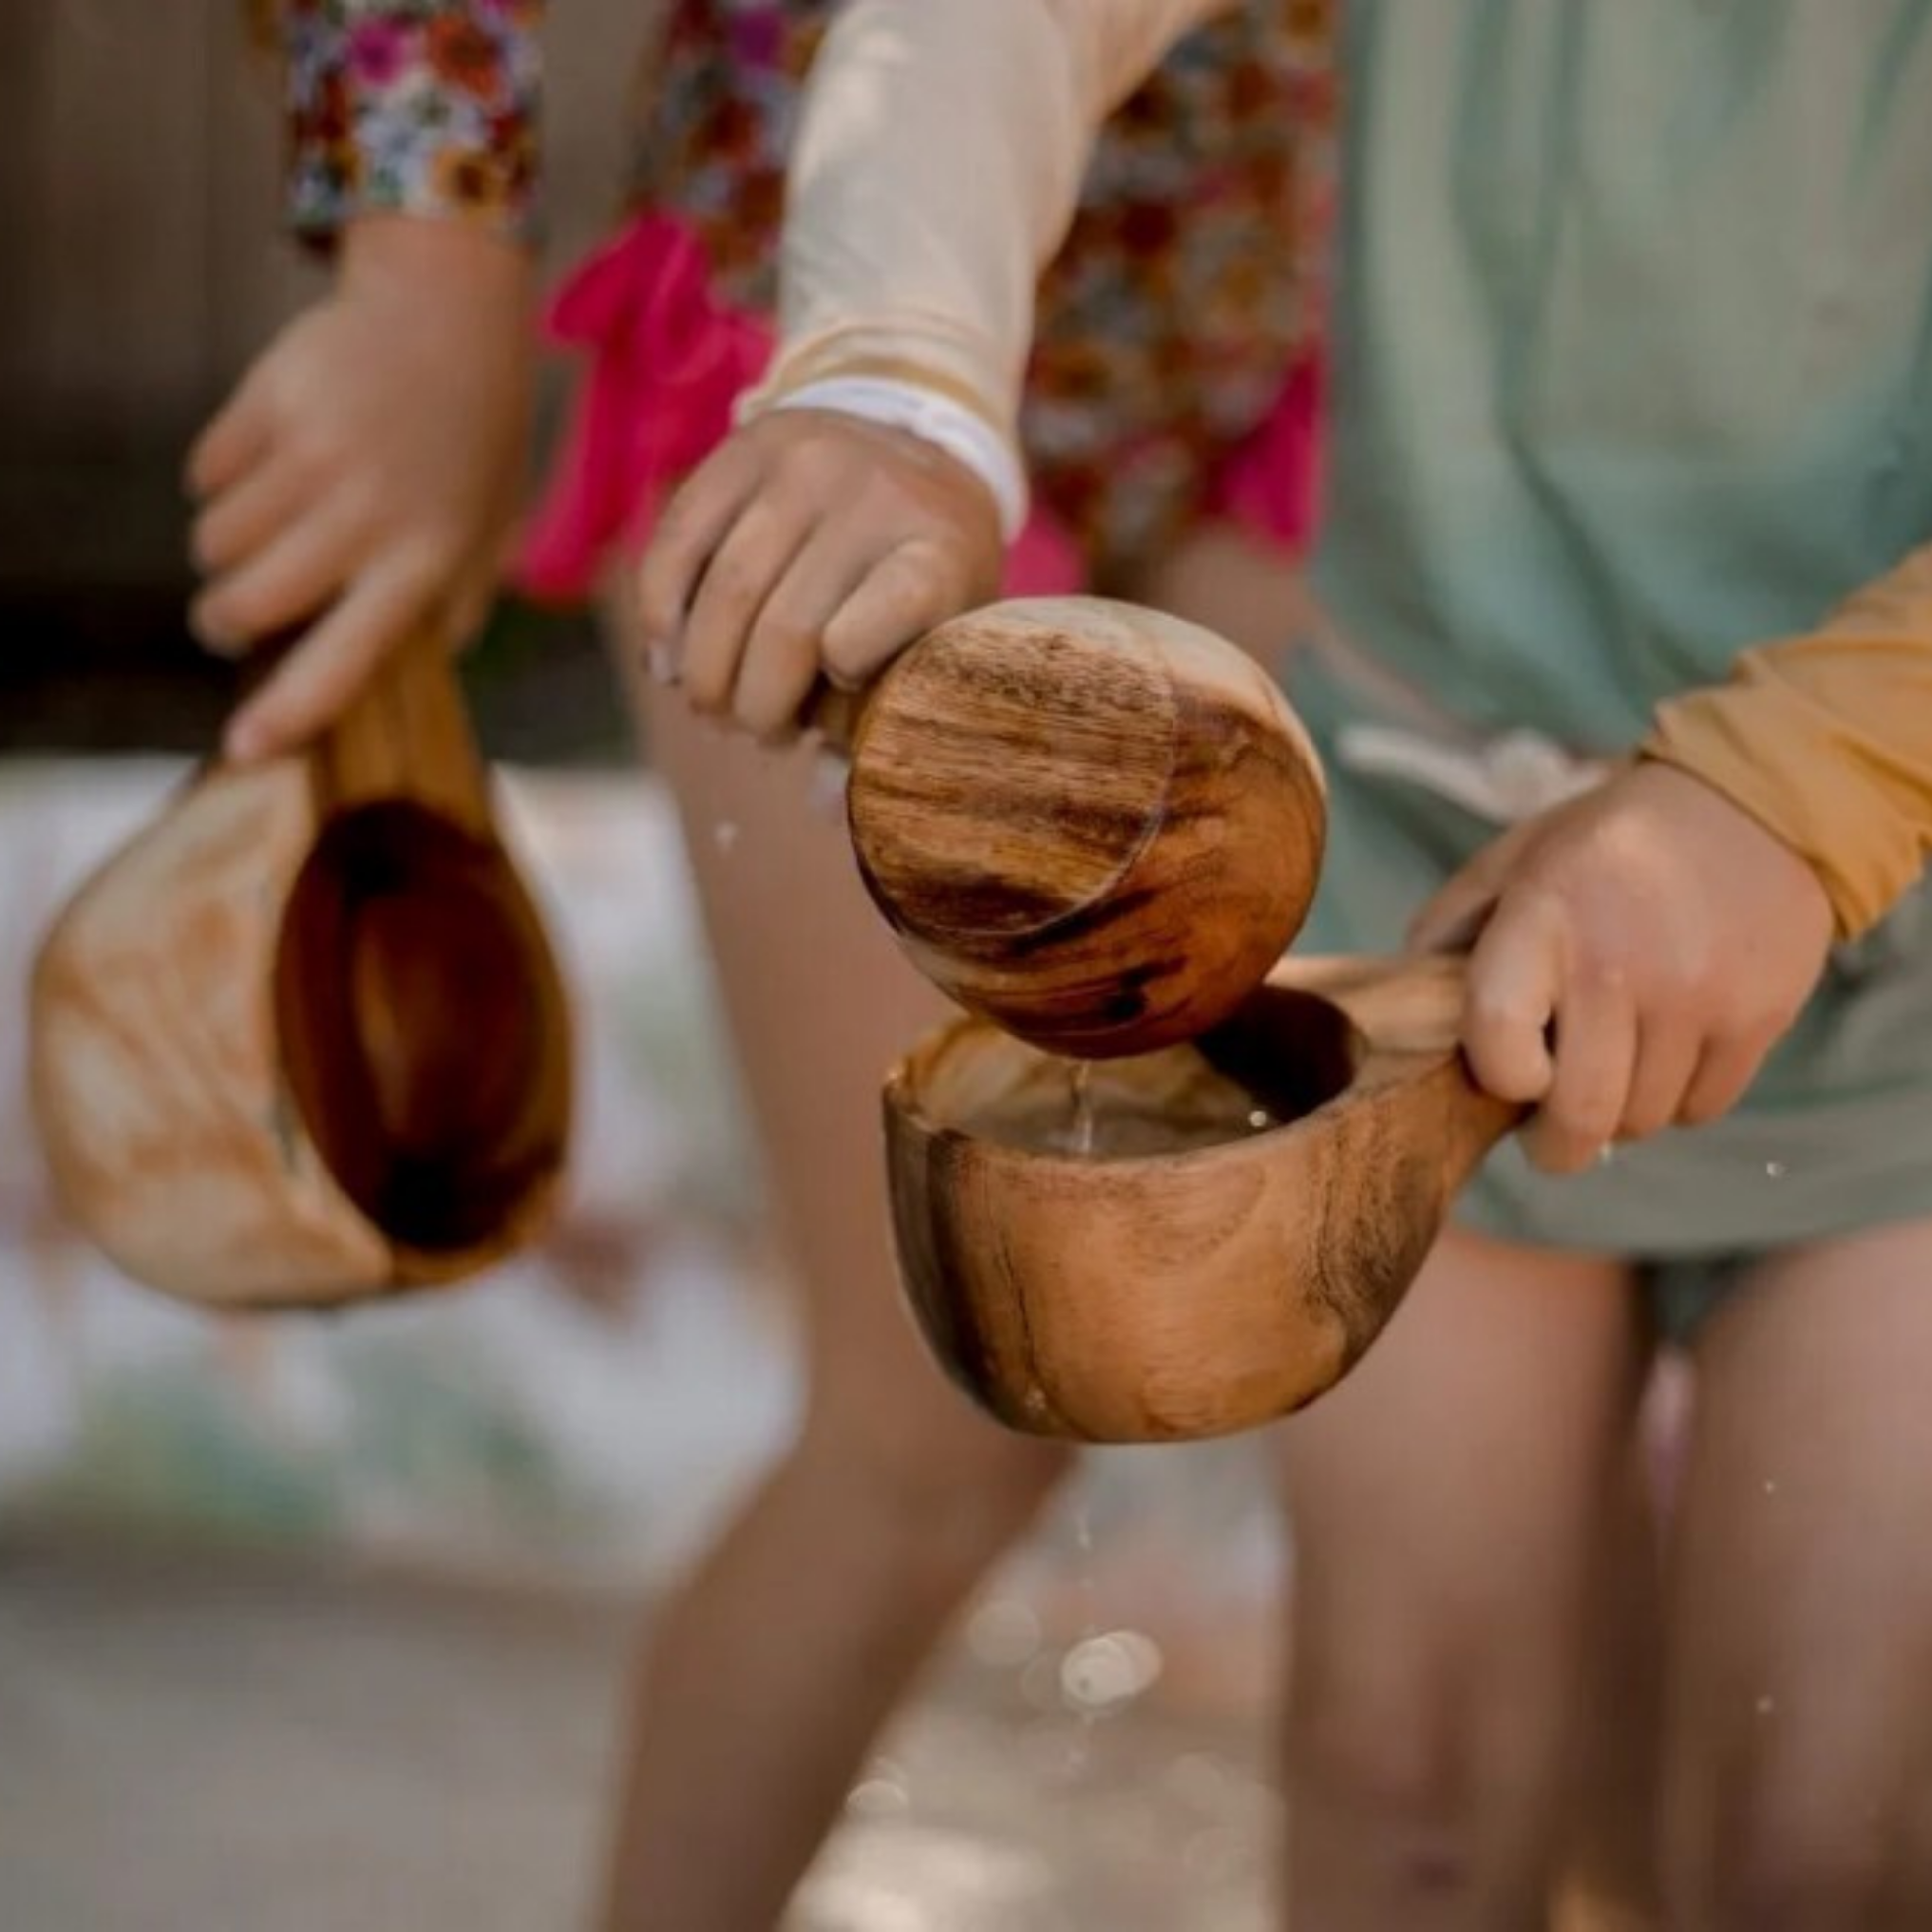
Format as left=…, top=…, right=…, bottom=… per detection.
left=748, top=0, right=1230, bottom=434
left=753, top=0, right=1932, bottom=941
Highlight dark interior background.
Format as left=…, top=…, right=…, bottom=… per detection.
left=0, top=1, right=658, bottom=764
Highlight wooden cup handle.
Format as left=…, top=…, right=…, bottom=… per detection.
left=1443, top=1055, right=1530, bottom=1189
left=1406, top=950, right=1532, bottom=1184
left=314, top=635, right=490, bottom=832
left=799, top=677, right=868, bottom=754
left=232, top=624, right=491, bottom=834
left=1272, top=950, right=1529, bottom=1179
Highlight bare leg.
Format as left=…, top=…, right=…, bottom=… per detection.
left=1140, top=528, right=1671, bottom=1925
left=596, top=640, right=1072, bottom=1932
left=595, top=529, right=1313, bottom=1927
left=1661, top=1216, right=1932, bottom=1928
left=1551, top=1418, right=1670, bottom=1931
left=1274, top=1225, right=1647, bottom=1930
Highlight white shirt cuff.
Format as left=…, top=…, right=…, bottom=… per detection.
left=761, top=375, right=1029, bottom=541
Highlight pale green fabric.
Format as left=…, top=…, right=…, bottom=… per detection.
left=1297, top=0, right=1932, bottom=1287
left=1319, top=0, right=1932, bottom=748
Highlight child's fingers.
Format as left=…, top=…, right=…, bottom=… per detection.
left=1526, top=969, right=1638, bottom=1173
left=1406, top=825, right=1530, bottom=954
left=1461, top=892, right=1562, bottom=1107
left=679, top=495, right=821, bottom=715
left=190, top=455, right=311, bottom=576
left=636, top=445, right=762, bottom=656
left=819, top=539, right=977, bottom=690
left=733, top=534, right=875, bottom=743
left=1619, top=1015, right=1704, bottom=1142
left=1676, top=1030, right=1767, bottom=1130
left=189, top=495, right=365, bottom=653
left=443, top=567, right=499, bottom=656
left=185, top=383, right=273, bottom=500
left=1406, top=879, right=1498, bottom=957
left=222, top=562, right=434, bottom=764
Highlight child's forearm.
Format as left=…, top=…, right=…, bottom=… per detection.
left=745, top=0, right=1228, bottom=445
left=1644, top=543, right=1932, bottom=937
left=276, top=1, right=544, bottom=249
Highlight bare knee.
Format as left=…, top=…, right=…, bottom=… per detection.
left=1665, top=1750, right=1892, bottom=1931
left=1294, top=1697, right=1470, bottom=1890
left=1290, top=1659, right=1556, bottom=1903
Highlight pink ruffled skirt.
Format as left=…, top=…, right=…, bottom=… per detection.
left=515, top=212, right=1324, bottom=608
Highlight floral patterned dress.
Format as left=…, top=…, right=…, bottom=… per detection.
left=273, top=1, right=1340, bottom=598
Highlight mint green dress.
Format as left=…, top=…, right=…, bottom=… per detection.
left=1293, top=0, right=1932, bottom=1326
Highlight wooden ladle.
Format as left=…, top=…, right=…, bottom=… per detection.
left=29, top=638, right=573, bottom=1310
left=840, top=597, right=1329, bottom=1059
left=882, top=953, right=1524, bottom=1444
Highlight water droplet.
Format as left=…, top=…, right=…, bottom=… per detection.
left=966, top=1597, right=1043, bottom=1670
left=1764, top=1160, right=1787, bottom=1180
left=1060, top=1630, right=1163, bottom=1711
left=846, top=1776, right=910, bottom=1819
left=1762, top=1478, right=1778, bottom=1497
left=1068, top=1059, right=1096, bottom=1156
left=847, top=1754, right=909, bottom=1813
left=713, top=819, right=740, bottom=854
left=810, top=750, right=851, bottom=818
left=1247, top=1109, right=1272, bottom=1132
left=1756, top=1695, right=1776, bottom=1718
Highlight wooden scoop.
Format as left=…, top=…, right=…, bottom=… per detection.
left=839, top=597, right=1328, bottom=1059
left=882, top=953, right=1523, bottom=1443
left=28, top=637, right=573, bottom=1310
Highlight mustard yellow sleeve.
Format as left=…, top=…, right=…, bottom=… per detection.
left=1643, top=544, right=1932, bottom=938
left=741, top=0, right=1230, bottom=440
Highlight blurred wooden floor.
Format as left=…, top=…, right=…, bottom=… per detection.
left=0, top=1528, right=1279, bottom=1932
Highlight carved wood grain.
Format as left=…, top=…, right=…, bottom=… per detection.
left=845, top=598, right=1328, bottom=1059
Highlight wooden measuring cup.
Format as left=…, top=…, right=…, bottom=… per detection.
left=29, top=638, right=573, bottom=1310
left=840, top=597, right=1329, bottom=1059
left=883, top=954, right=1524, bottom=1444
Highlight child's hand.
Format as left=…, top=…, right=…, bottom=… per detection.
left=638, top=410, right=1005, bottom=741
left=1408, top=761, right=1835, bottom=1173
left=187, top=216, right=534, bottom=762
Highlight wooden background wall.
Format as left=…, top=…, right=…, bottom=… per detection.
left=0, top=2, right=655, bottom=752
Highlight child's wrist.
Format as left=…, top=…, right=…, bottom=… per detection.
left=1632, top=747, right=1843, bottom=933
left=338, top=214, right=534, bottom=311
left=756, top=374, right=1028, bottom=540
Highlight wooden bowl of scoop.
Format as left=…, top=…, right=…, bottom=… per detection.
left=841, top=596, right=1329, bottom=1060
left=28, top=637, right=574, bottom=1310
left=883, top=955, right=1521, bottom=1443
